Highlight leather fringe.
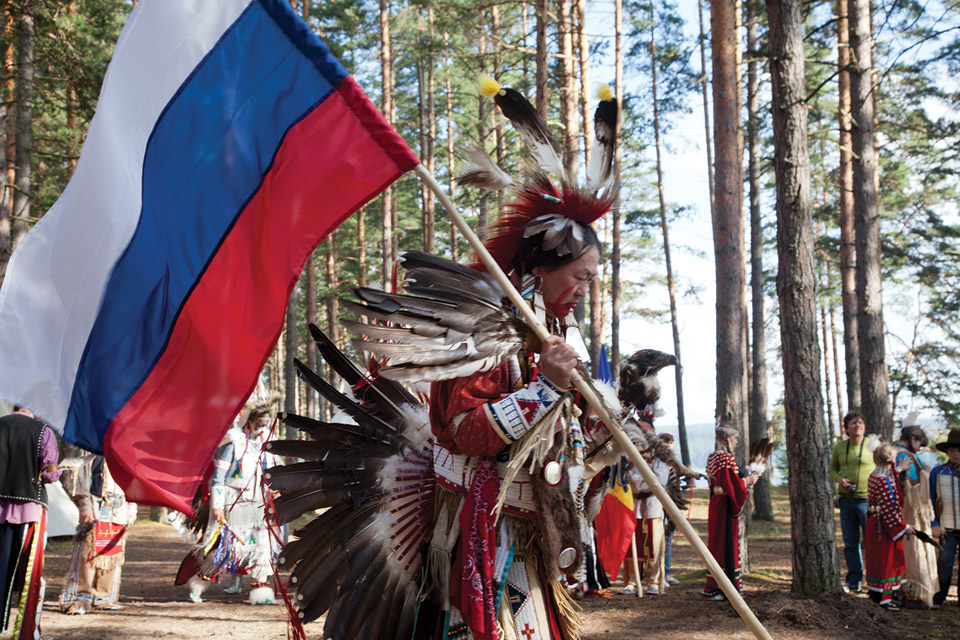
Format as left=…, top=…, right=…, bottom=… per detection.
left=504, top=516, right=539, bottom=562
left=92, top=551, right=124, bottom=571
left=550, top=576, right=583, bottom=640
left=425, top=486, right=464, bottom=610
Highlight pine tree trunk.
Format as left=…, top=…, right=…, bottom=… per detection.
left=599, top=216, right=609, bottom=355
left=535, top=0, right=548, bottom=116
left=2, top=9, right=15, bottom=275
left=848, top=0, right=891, bottom=440
left=709, top=0, right=744, bottom=431
left=747, top=1, right=772, bottom=520
left=269, top=346, right=279, bottom=398
left=11, top=0, right=34, bottom=252
left=735, top=2, right=748, bottom=482
left=389, top=30, right=398, bottom=277
left=379, top=0, right=394, bottom=292
left=0, top=61, right=7, bottom=285
left=576, top=0, right=591, bottom=168
left=576, top=0, right=602, bottom=375
left=521, top=1, right=531, bottom=82
left=417, top=57, right=432, bottom=252
left=0, top=92, right=6, bottom=284
left=443, top=31, right=457, bottom=261
left=477, top=26, right=490, bottom=240
left=325, top=232, right=340, bottom=400
left=698, top=0, right=716, bottom=216
left=490, top=5, right=505, bottom=212
left=767, top=0, right=841, bottom=594
left=284, top=294, right=297, bottom=437
left=418, top=7, right=437, bottom=253
left=733, top=0, right=750, bottom=568
left=305, top=253, right=317, bottom=419
left=65, top=3, right=78, bottom=177
left=828, top=265, right=844, bottom=429
left=357, top=207, right=366, bottom=288
left=610, top=0, right=623, bottom=369
left=557, top=0, right=577, bottom=178
left=836, top=0, right=860, bottom=414
left=819, top=265, right=835, bottom=440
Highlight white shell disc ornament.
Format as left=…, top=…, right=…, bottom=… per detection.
left=543, top=459, right=563, bottom=486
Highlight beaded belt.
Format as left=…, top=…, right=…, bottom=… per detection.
left=433, top=442, right=536, bottom=515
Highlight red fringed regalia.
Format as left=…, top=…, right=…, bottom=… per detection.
left=701, top=448, right=747, bottom=598
left=864, top=471, right=908, bottom=602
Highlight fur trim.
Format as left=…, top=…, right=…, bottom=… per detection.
left=746, top=462, right=767, bottom=477
left=530, top=429, right=585, bottom=581
left=248, top=586, right=277, bottom=605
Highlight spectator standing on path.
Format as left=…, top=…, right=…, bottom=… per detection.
left=660, top=432, right=683, bottom=587
left=930, top=428, right=960, bottom=606
left=59, top=455, right=137, bottom=614
left=864, top=443, right=912, bottom=611
left=895, top=425, right=939, bottom=608
left=0, top=406, right=61, bottom=639
left=830, top=412, right=874, bottom=593
left=701, top=424, right=758, bottom=600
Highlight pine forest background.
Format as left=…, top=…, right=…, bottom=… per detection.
left=1, top=0, right=960, bottom=592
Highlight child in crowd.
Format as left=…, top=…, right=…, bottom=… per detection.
left=864, top=443, right=913, bottom=610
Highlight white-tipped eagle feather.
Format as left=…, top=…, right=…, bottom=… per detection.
left=344, top=251, right=526, bottom=383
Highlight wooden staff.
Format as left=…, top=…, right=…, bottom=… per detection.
left=415, top=164, right=774, bottom=640
left=629, top=535, right=642, bottom=598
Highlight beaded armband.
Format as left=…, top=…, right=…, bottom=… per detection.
left=484, top=373, right=564, bottom=444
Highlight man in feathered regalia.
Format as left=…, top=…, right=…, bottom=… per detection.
left=261, top=79, right=697, bottom=640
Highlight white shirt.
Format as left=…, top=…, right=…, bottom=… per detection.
left=630, top=458, right=670, bottom=519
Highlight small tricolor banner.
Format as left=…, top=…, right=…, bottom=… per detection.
left=0, top=0, right=418, bottom=512
left=593, top=477, right=636, bottom=580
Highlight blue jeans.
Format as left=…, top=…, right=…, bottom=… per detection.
left=935, top=529, right=960, bottom=605
left=664, top=529, right=674, bottom=576
left=838, top=497, right=868, bottom=589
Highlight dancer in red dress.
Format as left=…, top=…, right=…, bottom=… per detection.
left=864, top=443, right=912, bottom=610
left=701, top=425, right=757, bottom=600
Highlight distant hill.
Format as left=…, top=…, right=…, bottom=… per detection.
left=651, top=422, right=785, bottom=487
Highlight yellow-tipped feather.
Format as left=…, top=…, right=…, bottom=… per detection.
left=479, top=75, right=501, bottom=97
left=597, top=84, right=613, bottom=101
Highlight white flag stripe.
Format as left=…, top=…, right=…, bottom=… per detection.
left=0, top=0, right=251, bottom=427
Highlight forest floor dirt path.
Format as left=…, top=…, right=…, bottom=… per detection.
left=38, top=488, right=959, bottom=639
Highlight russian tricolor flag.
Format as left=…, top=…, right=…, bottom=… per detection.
left=0, top=0, right=418, bottom=513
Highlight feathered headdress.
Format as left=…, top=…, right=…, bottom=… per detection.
left=238, top=389, right=280, bottom=426
left=459, top=77, right=619, bottom=273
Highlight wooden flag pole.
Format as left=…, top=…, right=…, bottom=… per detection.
left=629, top=535, right=643, bottom=598
left=415, top=164, right=774, bottom=640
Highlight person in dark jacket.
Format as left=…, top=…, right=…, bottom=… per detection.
left=0, top=406, right=61, bottom=638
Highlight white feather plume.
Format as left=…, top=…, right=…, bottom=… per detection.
left=457, top=147, right=515, bottom=191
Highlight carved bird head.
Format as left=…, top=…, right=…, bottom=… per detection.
left=617, top=349, right=679, bottom=410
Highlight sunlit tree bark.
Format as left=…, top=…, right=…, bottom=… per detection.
left=848, top=0, right=891, bottom=439
left=767, top=0, right=841, bottom=594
